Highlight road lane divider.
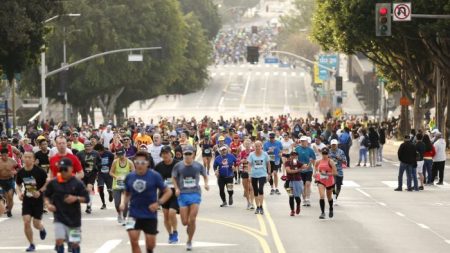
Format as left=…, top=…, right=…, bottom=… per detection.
left=263, top=203, right=287, bottom=253
left=94, top=239, right=122, bottom=253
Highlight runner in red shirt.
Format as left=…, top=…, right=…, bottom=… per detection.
left=230, top=134, right=241, bottom=184
left=49, top=136, right=84, bottom=180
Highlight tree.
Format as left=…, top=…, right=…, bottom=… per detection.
left=179, top=0, right=222, bottom=40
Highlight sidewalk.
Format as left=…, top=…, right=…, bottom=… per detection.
left=384, top=139, right=450, bottom=163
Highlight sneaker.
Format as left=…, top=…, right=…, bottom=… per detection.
left=302, top=202, right=307, bottom=207
left=419, top=186, right=424, bottom=190
left=228, top=196, right=233, bottom=206
left=275, top=189, right=281, bottom=195
left=172, top=231, right=179, bottom=244
left=247, top=203, right=252, bottom=210
left=220, top=202, right=228, bottom=207
left=6, top=211, right=12, bottom=217
left=394, top=188, right=402, bottom=191
left=40, top=228, right=47, bottom=240
left=186, top=242, right=193, bottom=251
left=255, top=207, right=260, bottom=214
left=306, top=200, right=311, bottom=207
left=117, top=215, right=124, bottom=224
left=329, top=210, right=334, bottom=218
left=407, top=188, right=413, bottom=192
left=108, top=193, right=113, bottom=202
left=290, top=210, right=295, bottom=216
left=356, top=164, right=361, bottom=167
left=363, top=164, right=366, bottom=167
left=100, top=204, right=106, bottom=210
left=296, top=204, right=301, bottom=215
left=319, top=213, right=326, bottom=219
left=259, top=207, right=264, bottom=215
left=85, top=206, right=92, bottom=214
left=249, top=205, right=255, bottom=210
left=437, top=182, right=444, bottom=185
left=26, top=244, right=35, bottom=252
left=270, top=189, right=275, bottom=195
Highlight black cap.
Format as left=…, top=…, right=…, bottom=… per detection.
left=321, top=147, right=329, bottom=154
left=269, top=133, right=276, bottom=138
left=160, top=145, right=172, bottom=154
left=58, top=158, right=73, bottom=170
left=116, top=148, right=125, bottom=156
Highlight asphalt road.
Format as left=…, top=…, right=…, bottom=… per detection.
left=1, top=143, right=450, bottom=253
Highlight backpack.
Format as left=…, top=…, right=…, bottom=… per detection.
left=362, top=136, right=371, bottom=148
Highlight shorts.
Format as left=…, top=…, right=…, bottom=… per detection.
left=202, top=153, right=213, bottom=158
left=82, top=172, right=97, bottom=186
left=22, top=198, right=44, bottom=220
left=334, top=175, right=344, bottom=186
left=97, top=172, right=113, bottom=188
left=269, top=161, right=281, bottom=173
left=161, top=193, right=179, bottom=212
left=0, top=178, right=14, bottom=193
left=240, top=172, right=249, bottom=179
left=317, top=181, right=335, bottom=191
left=416, top=161, right=424, bottom=174
left=300, top=171, right=313, bottom=182
left=128, top=218, right=158, bottom=235
left=289, top=180, right=304, bottom=197
left=282, top=154, right=290, bottom=159
left=178, top=192, right=201, bottom=208
left=54, top=222, right=81, bottom=243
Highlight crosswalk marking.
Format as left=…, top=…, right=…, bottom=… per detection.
left=342, top=180, right=360, bottom=187
left=291, top=72, right=296, bottom=77
left=382, top=181, right=401, bottom=188
left=94, top=240, right=122, bottom=253
left=220, top=72, right=225, bottom=76
left=132, top=241, right=237, bottom=247
left=0, top=245, right=55, bottom=250
left=273, top=72, right=279, bottom=76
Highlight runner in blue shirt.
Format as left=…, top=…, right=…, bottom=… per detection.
left=263, top=133, right=283, bottom=195
left=120, top=151, right=172, bottom=253
left=295, top=136, right=316, bottom=207
left=248, top=141, right=271, bottom=215
left=213, top=146, right=237, bottom=207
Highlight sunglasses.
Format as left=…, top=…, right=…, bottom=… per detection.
left=183, top=152, right=193, bottom=156
left=134, top=160, right=148, bottom=166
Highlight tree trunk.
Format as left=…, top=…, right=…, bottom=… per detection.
left=97, top=87, right=125, bottom=125
left=71, top=106, right=79, bottom=127
left=79, top=106, right=89, bottom=125
left=115, top=109, right=125, bottom=126
left=445, top=75, right=450, bottom=148
left=89, top=106, right=96, bottom=127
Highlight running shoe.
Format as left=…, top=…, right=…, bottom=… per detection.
left=437, top=182, right=444, bottom=185
left=255, top=207, right=260, bottom=214
left=247, top=203, right=252, bottom=210
left=108, top=193, right=113, bottom=202
left=100, top=204, right=106, bottom=210
left=275, top=189, right=281, bottom=195
left=26, top=244, right=35, bottom=252
left=117, top=215, right=124, bottom=224
left=172, top=231, right=179, bottom=244
left=306, top=200, right=311, bottom=207
left=6, top=211, right=12, bottom=217
left=85, top=206, right=92, bottom=214
left=419, top=186, right=424, bottom=190
left=394, top=188, right=402, bottom=191
left=220, top=202, right=228, bottom=207
left=249, top=205, right=255, bottom=210
left=186, top=242, right=193, bottom=251
left=168, top=233, right=174, bottom=244
left=40, top=228, right=47, bottom=240
left=290, top=210, right=295, bottom=216
left=319, top=213, right=326, bottom=219
left=329, top=210, right=334, bottom=218
left=296, top=204, right=301, bottom=215
left=259, top=207, right=264, bottom=215
left=270, top=189, right=275, bottom=195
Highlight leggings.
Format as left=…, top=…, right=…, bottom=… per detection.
left=251, top=177, right=267, bottom=197
left=217, top=177, right=234, bottom=202
left=113, top=189, right=127, bottom=217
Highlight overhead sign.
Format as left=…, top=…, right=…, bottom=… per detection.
left=264, top=57, right=279, bottom=64
left=313, top=64, right=323, bottom=84
left=393, top=3, right=411, bottom=21
left=318, top=55, right=338, bottom=81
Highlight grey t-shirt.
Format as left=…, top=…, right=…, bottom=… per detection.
left=172, top=161, right=206, bottom=194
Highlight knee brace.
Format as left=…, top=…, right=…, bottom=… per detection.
left=226, top=183, right=234, bottom=191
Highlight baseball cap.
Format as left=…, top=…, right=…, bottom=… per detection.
left=37, top=135, right=46, bottom=141
left=72, top=132, right=79, bottom=136
left=84, top=140, right=92, bottom=146
left=58, top=158, right=73, bottom=170
left=160, top=145, right=172, bottom=154
left=116, top=149, right=125, bottom=156
left=219, top=145, right=228, bottom=151
left=269, top=133, right=276, bottom=138
left=330, top=139, right=339, bottom=145
left=290, top=151, right=298, bottom=156
left=218, top=136, right=225, bottom=141
left=299, top=136, right=308, bottom=141
left=183, top=145, right=195, bottom=154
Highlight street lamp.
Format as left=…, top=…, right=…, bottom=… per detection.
left=41, top=13, right=81, bottom=123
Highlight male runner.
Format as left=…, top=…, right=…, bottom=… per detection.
left=213, top=146, right=237, bottom=207
left=94, top=144, right=115, bottom=209
left=76, top=141, right=101, bottom=213
left=0, top=148, right=18, bottom=217
left=154, top=146, right=180, bottom=244
left=329, top=139, right=347, bottom=205
left=34, top=139, right=50, bottom=174
left=295, top=136, right=316, bottom=206
left=172, top=145, right=209, bottom=251
left=121, top=151, right=172, bottom=253
left=15, top=152, right=48, bottom=252
left=263, top=133, right=282, bottom=195
left=147, top=133, right=163, bottom=165
left=49, top=136, right=84, bottom=180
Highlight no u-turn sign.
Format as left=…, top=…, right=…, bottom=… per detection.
left=393, top=3, right=412, bottom=21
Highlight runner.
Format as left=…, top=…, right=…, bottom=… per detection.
left=238, top=139, right=254, bottom=210
left=44, top=158, right=90, bottom=253
left=34, top=139, right=50, bottom=174
left=284, top=151, right=306, bottom=216
left=15, top=152, right=48, bottom=252
left=199, top=136, right=213, bottom=175
left=328, top=139, right=347, bottom=205
left=94, top=144, right=115, bottom=209
left=263, top=133, right=282, bottom=195
left=110, top=148, right=135, bottom=224
left=230, top=134, right=241, bottom=184
left=280, top=133, right=294, bottom=174
left=172, top=145, right=209, bottom=251
left=147, top=133, right=163, bottom=165
left=248, top=141, right=270, bottom=215
left=49, top=136, right=84, bottom=180
left=154, top=146, right=180, bottom=244
left=120, top=151, right=172, bottom=253
left=295, top=136, right=316, bottom=207
left=123, top=136, right=138, bottom=158
left=76, top=141, right=101, bottom=214
left=213, top=146, right=237, bottom=207
left=0, top=148, right=18, bottom=217
left=314, top=148, right=337, bottom=219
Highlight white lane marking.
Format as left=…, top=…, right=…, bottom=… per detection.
left=132, top=241, right=237, bottom=247
left=220, top=72, right=225, bottom=76
left=355, top=188, right=371, bottom=197
left=445, top=240, right=450, bottom=244
left=0, top=245, right=55, bottom=250
left=382, top=181, right=402, bottom=188
left=282, top=72, right=287, bottom=76
left=273, top=72, right=279, bottom=76
left=377, top=202, right=387, bottom=206
left=395, top=212, right=405, bottom=217
left=94, top=240, right=122, bottom=253
left=291, top=72, right=296, bottom=77
left=417, top=223, right=430, bottom=229
left=342, top=180, right=360, bottom=187
left=0, top=218, right=7, bottom=223
left=242, top=73, right=251, bottom=101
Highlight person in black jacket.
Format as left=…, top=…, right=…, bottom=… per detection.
left=395, top=136, right=418, bottom=191
left=415, top=133, right=426, bottom=190
left=377, top=125, right=386, bottom=166
left=368, top=127, right=380, bottom=167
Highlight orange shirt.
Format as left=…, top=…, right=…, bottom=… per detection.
left=134, top=134, right=153, bottom=145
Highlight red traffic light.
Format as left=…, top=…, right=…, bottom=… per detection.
left=379, top=7, right=388, bottom=16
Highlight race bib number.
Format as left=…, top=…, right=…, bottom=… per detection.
left=68, top=228, right=81, bottom=243
left=320, top=173, right=329, bottom=180
left=269, top=154, right=275, bottom=161
left=23, top=177, right=37, bottom=197
left=183, top=177, right=196, bottom=188
left=254, top=160, right=264, bottom=169
left=125, top=217, right=136, bottom=230
left=165, top=178, right=174, bottom=188
left=116, top=177, right=125, bottom=189
left=101, top=166, right=109, bottom=173
left=85, top=161, right=94, bottom=172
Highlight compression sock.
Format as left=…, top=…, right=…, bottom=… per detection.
left=295, top=197, right=301, bottom=205
left=329, top=199, right=334, bottom=211
left=319, top=199, right=325, bottom=213
left=146, top=249, right=153, bottom=253
left=55, top=244, right=64, bottom=253
left=289, top=196, right=294, bottom=210
left=98, top=186, right=105, bottom=204
left=71, top=247, right=80, bottom=253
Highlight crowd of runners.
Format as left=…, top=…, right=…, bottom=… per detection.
left=0, top=114, right=446, bottom=252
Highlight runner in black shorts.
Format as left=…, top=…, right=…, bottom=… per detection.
left=76, top=141, right=101, bottom=214
left=154, top=146, right=180, bottom=244
left=238, top=139, right=254, bottom=210
left=199, top=136, right=213, bottom=175
left=94, top=144, right=115, bottom=209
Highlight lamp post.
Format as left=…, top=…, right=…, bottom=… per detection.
left=41, top=13, right=81, bottom=123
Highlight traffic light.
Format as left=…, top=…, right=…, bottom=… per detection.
left=376, top=3, right=391, bottom=36
left=337, top=96, right=343, bottom=104
left=335, top=76, right=343, bottom=91
left=246, top=46, right=259, bottom=64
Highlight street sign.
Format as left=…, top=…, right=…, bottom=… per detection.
left=318, top=55, right=338, bottom=81
left=264, top=57, right=279, bottom=64
left=393, top=3, right=411, bottom=21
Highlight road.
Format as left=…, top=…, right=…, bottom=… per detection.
left=1, top=144, right=450, bottom=253
left=129, top=64, right=320, bottom=120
